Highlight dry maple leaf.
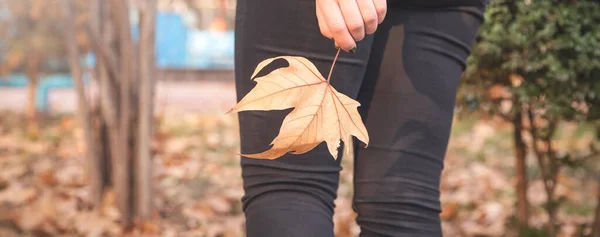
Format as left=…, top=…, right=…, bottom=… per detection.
left=228, top=51, right=369, bottom=159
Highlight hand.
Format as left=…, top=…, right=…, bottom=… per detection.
left=316, top=0, right=387, bottom=52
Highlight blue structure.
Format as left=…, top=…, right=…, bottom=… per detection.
left=1, top=12, right=235, bottom=111
left=155, top=12, right=189, bottom=68
left=136, top=11, right=234, bottom=69
left=187, top=30, right=235, bottom=69
left=0, top=73, right=92, bottom=110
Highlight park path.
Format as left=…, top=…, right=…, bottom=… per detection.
left=0, top=80, right=238, bottom=115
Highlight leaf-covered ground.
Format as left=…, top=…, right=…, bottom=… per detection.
left=0, top=110, right=597, bottom=237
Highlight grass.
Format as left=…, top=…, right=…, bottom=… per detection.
left=450, top=114, right=480, bottom=137
left=564, top=201, right=596, bottom=216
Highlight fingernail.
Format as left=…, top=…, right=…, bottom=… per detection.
left=334, top=40, right=340, bottom=49
left=349, top=47, right=357, bottom=54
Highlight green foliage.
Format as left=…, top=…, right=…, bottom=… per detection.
left=458, top=1, right=600, bottom=234
left=520, top=226, right=550, bottom=237
left=564, top=201, right=596, bottom=216
left=458, top=0, right=600, bottom=122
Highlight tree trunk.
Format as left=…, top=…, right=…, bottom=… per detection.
left=592, top=182, right=600, bottom=237
left=98, top=29, right=122, bottom=209
left=111, top=0, right=135, bottom=225
left=544, top=175, right=559, bottom=237
left=91, top=0, right=115, bottom=201
left=25, top=55, right=39, bottom=137
left=543, top=182, right=558, bottom=237
left=513, top=100, right=530, bottom=233
left=545, top=123, right=559, bottom=237
left=528, top=107, right=559, bottom=237
left=546, top=203, right=557, bottom=237
left=135, top=0, right=157, bottom=220
left=84, top=0, right=157, bottom=224
left=62, top=0, right=103, bottom=206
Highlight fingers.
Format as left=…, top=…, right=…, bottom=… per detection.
left=355, top=0, right=378, bottom=34
left=316, top=4, right=333, bottom=39
left=317, top=0, right=356, bottom=51
left=315, top=0, right=387, bottom=52
left=372, top=0, right=387, bottom=24
left=338, top=0, right=365, bottom=42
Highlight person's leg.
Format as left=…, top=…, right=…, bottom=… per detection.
left=234, top=1, right=373, bottom=236
left=352, top=4, right=486, bottom=237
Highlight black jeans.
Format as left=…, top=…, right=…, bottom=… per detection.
left=234, top=0, right=487, bottom=236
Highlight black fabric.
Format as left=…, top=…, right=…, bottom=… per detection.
left=234, top=1, right=487, bottom=236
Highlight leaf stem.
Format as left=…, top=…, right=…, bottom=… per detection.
left=326, top=48, right=341, bottom=83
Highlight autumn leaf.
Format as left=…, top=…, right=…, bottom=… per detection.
left=228, top=52, right=369, bottom=159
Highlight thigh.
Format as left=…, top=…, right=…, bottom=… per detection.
left=235, top=0, right=375, bottom=157
left=234, top=0, right=373, bottom=236
left=352, top=7, right=485, bottom=237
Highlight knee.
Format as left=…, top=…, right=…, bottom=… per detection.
left=353, top=178, right=442, bottom=236
left=244, top=191, right=336, bottom=237
left=240, top=160, right=341, bottom=237
left=240, top=157, right=341, bottom=212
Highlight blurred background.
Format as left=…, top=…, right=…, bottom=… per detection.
left=0, top=0, right=599, bottom=236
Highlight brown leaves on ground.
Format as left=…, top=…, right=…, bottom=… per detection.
left=229, top=55, right=369, bottom=159
left=1, top=88, right=599, bottom=236
left=0, top=111, right=247, bottom=237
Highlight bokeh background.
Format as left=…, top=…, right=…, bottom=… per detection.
left=0, top=0, right=599, bottom=236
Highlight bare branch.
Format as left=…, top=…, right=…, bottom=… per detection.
left=527, top=106, right=548, bottom=177
left=85, top=26, right=120, bottom=82
left=61, top=0, right=103, bottom=206
left=135, top=0, right=157, bottom=220
left=544, top=120, right=559, bottom=187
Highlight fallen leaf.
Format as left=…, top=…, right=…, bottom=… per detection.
left=229, top=54, right=369, bottom=159
left=0, top=180, right=7, bottom=191
left=135, top=220, right=160, bottom=234
left=1, top=164, right=28, bottom=181
left=100, top=188, right=121, bottom=221
left=37, top=169, right=57, bottom=186
left=440, top=202, right=458, bottom=220
left=333, top=198, right=359, bottom=237
left=205, top=196, right=232, bottom=215
left=163, top=152, right=191, bottom=167
left=73, top=211, right=122, bottom=237
left=205, top=132, right=221, bottom=149
left=55, top=165, right=86, bottom=187
left=0, top=184, right=38, bottom=205
left=16, top=191, right=56, bottom=232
